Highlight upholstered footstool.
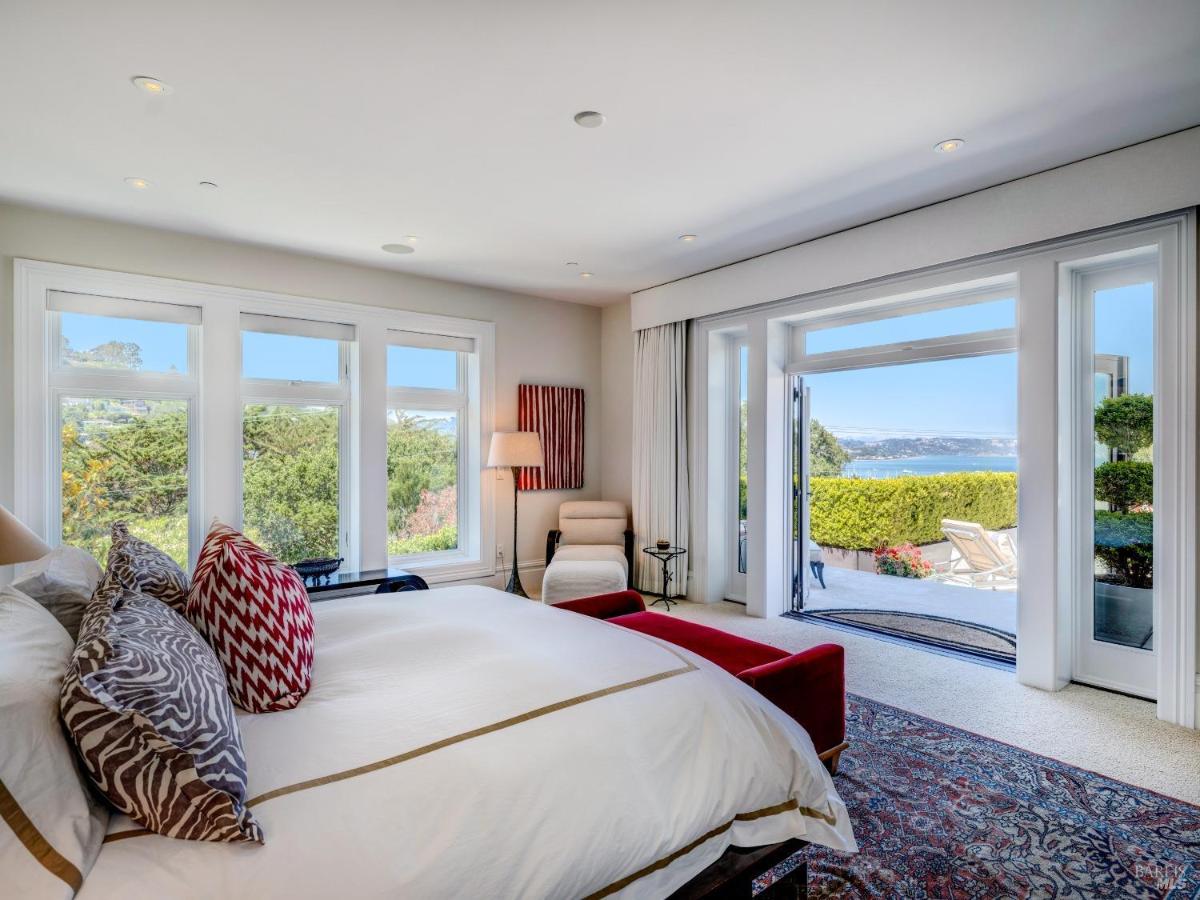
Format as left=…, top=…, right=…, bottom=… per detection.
left=541, top=559, right=627, bottom=603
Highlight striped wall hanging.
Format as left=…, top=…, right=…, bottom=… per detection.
left=517, top=384, right=584, bottom=490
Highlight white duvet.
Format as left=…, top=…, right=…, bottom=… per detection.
left=79, top=587, right=855, bottom=899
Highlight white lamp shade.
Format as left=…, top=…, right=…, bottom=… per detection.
left=0, top=504, right=52, bottom=566
left=487, top=431, right=544, bottom=468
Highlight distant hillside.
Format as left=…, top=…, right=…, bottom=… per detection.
left=838, top=436, right=1017, bottom=459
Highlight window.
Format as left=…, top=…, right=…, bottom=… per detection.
left=386, top=332, right=472, bottom=561
left=240, top=315, right=351, bottom=563
left=18, top=261, right=496, bottom=586
left=803, top=295, right=1015, bottom=356
left=48, top=292, right=199, bottom=567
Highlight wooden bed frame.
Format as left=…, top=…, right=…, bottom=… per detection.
left=674, top=840, right=807, bottom=899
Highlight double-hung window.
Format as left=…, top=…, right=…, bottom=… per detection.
left=47, top=291, right=200, bottom=568
left=386, top=331, right=475, bottom=564
left=239, top=314, right=353, bottom=564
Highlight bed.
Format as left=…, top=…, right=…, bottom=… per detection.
left=77, top=586, right=855, bottom=899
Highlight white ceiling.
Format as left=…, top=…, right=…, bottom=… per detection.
left=2, top=1, right=1199, bottom=306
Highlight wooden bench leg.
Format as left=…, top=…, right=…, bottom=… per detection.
left=817, top=741, right=849, bottom=776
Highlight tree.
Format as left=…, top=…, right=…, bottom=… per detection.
left=1094, top=461, right=1153, bottom=513
left=62, top=338, right=143, bottom=370
left=810, top=419, right=850, bottom=477
left=1094, top=394, right=1153, bottom=456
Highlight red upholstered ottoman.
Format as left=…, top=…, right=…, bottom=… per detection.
left=553, top=591, right=848, bottom=773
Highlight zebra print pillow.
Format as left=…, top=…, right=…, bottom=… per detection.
left=60, top=586, right=263, bottom=843
left=105, top=522, right=189, bottom=612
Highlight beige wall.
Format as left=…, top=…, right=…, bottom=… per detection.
left=599, top=300, right=634, bottom=512
left=0, top=201, right=602, bottom=585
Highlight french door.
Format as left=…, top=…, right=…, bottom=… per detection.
left=790, top=377, right=810, bottom=612
left=1066, top=254, right=1160, bottom=698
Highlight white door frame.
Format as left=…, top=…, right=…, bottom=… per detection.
left=1057, top=226, right=1195, bottom=719
left=691, top=211, right=1196, bottom=727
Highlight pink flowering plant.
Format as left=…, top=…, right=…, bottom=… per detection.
left=874, top=543, right=933, bottom=579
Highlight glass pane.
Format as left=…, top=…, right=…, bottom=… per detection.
left=1092, top=281, right=1154, bottom=650
left=737, top=346, right=748, bottom=575
left=387, top=410, right=459, bottom=555
left=242, top=404, right=340, bottom=562
left=805, top=297, right=1015, bottom=355
left=387, top=345, right=459, bottom=390
left=242, top=331, right=340, bottom=383
left=60, top=312, right=188, bottom=374
left=60, top=396, right=189, bottom=566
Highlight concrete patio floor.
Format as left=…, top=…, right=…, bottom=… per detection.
left=802, top=566, right=1017, bottom=635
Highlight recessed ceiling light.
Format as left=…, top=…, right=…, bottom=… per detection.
left=573, top=111, right=605, bottom=128
left=198, top=181, right=219, bottom=189
left=123, top=177, right=152, bottom=190
left=678, top=234, right=697, bottom=242
left=579, top=271, right=594, bottom=278
left=381, top=243, right=415, bottom=255
left=131, top=75, right=172, bottom=95
left=934, top=138, right=965, bottom=154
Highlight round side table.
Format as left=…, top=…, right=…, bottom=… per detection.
left=641, top=546, right=687, bottom=610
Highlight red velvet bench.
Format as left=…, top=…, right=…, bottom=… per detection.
left=553, top=590, right=849, bottom=773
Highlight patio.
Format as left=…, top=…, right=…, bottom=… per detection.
left=798, top=566, right=1017, bottom=661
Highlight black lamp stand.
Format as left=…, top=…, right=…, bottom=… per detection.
left=505, top=465, right=528, bottom=597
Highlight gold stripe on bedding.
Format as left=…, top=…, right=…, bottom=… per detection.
left=0, top=778, right=84, bottom=893
left=106, top=653, right=698, bottom=843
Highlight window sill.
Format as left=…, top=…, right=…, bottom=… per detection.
left=387, top=553, right=496, bottom=585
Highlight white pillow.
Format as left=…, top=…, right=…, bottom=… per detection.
left=0, top=586, right=109, bottom=898
left=13, top=546, right=102, bottom=641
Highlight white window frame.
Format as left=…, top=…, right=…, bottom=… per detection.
left=384, top=338, right=480, bottom=571
left=13, top=259, right=496, bottom=585
left=691, top=211, right=1195, bottom=727
left=45, top=295, right=203, bottom=568
left=239, top=317, right=354, bottom=563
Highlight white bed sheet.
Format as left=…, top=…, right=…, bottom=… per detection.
left=78, top=587, right=855, bottom=899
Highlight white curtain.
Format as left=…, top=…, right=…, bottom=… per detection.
left=632, top=323, right=689, bottom=596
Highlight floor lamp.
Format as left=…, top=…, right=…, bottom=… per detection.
left=487, top=431, right=544, bottom=598
left=0, top=503, right=51, bottom=574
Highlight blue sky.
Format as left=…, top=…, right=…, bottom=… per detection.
left=63, top=281, right=1152, bottom=440
left=61, top=313, right=457, bottom=388
left=804, top=283, right=1152, bottom=441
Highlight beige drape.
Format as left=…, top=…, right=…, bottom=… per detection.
left=631, top=323, right=689, bottom=595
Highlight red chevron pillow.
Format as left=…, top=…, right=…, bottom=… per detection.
left=186, top=522, right=314, bottom=713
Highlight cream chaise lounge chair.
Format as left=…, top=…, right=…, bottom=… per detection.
left=933, top=518, right=1018, bottom=591
left=541, top=501, right=633, bottom=602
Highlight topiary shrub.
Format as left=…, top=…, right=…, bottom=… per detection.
left=1094, top=461, right=1153, bottom=513
left=1094, top=393, right=1153, bottom=455
left=809, top=471, right=1017, bottom=550
left=1094, top=511, right=1153, bottom=588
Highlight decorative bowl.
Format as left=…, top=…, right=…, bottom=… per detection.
left=656, top=539, right=671, bottom=551
left=292, top=557, right=343, bottom=581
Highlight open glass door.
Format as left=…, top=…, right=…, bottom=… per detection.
left=790, top=376, right=810, bottom=612
left=1068, top=255, right=1158, bottom=698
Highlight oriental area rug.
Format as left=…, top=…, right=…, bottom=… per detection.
left=756, top=695, right=1199, bottom=899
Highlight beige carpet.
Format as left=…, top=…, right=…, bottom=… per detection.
left=665, top=599, right=1200, bottom=806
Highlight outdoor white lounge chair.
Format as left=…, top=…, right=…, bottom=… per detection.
left=933, top=519, right=1018, bottom=591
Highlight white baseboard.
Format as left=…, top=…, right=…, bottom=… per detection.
left=1193, top=674, right=1200, bottom=730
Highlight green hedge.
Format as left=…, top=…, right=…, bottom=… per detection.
left=810, top=471, right=1017, bottom=550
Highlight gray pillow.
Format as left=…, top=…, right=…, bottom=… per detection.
left=60, top=586, right=263, bottom=843
left=105, top=522, right=190, bottom=612
left=12, top=545, right=102, bottom=641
